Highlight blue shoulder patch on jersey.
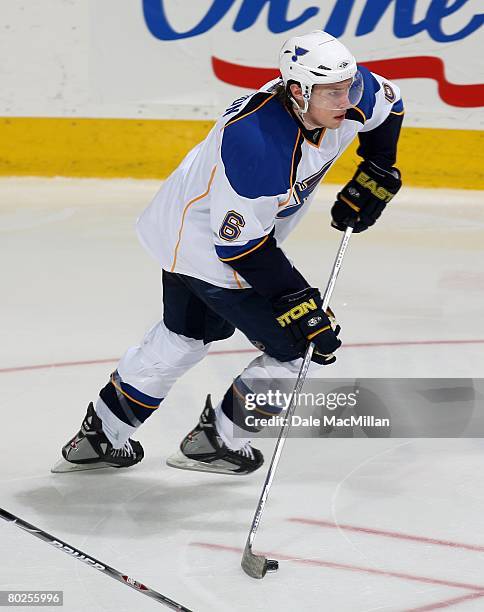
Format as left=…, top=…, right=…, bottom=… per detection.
left=355, top=65, right=381, bottom=123
left=391, top=98, right=404, bottom=113
left=221, top=94, right=301, bottom=199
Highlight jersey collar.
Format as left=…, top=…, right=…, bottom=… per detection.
left=283, top=101, right=327, bottom=148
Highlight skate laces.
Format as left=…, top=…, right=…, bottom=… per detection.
left=237, top=443, right=255, bottom=460
left=111, top=440, right=135, bottom=458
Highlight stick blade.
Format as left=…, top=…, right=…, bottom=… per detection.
left=241, top=544, right=279, bottom=579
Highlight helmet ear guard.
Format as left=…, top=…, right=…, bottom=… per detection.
left=283, top=80, right=312, bottom=114
left=300, top=83, right=312, bottom=114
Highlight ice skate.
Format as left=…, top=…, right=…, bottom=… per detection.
left=166, top=395, right=263, bottom=475
left=51, top=403, right=144, bottom=473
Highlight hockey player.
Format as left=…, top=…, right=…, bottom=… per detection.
left=53, top=31, right=403, bottom=476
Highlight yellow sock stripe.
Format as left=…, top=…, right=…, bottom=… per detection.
left=253, top=405, right=280, bottom=417
left=232, top=381, right=247, bottom=403
left=110, top=374, right=160, bottom=410
left=307, top=325, right=331, bottom=341
left=231, top=380, right=279, bottom=416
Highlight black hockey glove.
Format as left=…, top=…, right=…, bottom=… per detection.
left=272, top=287, right=341, bottom=365
left=331, top=160, right=402, bottom=233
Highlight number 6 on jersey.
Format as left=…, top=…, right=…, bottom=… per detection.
left=219, top=210, right=245, bottom=241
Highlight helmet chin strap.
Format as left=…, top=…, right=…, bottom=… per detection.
left=287, top=82, right=310, bottom=114
left=291, top=98, right=324, bottom=131
left=289, top=82, right=324, bottom=130
left=288, top=83, right=332, bottom=130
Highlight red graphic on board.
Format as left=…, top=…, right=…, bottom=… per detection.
left=212, top=56, right=484, bottom=108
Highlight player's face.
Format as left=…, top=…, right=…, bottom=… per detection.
left=307, top=81, right=353, bottom=127
left=290, top=80, right=353, bottom=129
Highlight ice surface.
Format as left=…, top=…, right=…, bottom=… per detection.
left=1, top=178, right=484, bottom=611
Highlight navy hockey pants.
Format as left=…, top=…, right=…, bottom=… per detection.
left=162, top=270, right=302, bottom=362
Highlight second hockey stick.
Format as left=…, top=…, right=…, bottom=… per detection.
left=0, top=507, right=194, bottom=611
left=241, top=223, right=354, bottom=579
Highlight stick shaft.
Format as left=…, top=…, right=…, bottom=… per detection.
left=245, top=225, right=354, bottom=552
left=0, top=508, right=193, bottom=612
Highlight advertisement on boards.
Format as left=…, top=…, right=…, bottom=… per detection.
left=91, top=0, right=483, bottom=128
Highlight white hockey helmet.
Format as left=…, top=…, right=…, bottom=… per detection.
left=279, top=31, right=362, bottom=113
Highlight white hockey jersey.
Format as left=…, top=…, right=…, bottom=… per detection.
left=137, top=67, right=403, bottom=289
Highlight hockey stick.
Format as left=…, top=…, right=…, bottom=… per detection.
left=0, top=508, right=194, bottom=611
left=241, top=224, right=354, bottom=579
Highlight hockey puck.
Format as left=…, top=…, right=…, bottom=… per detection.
left=266, top=559, right=279, bottom=572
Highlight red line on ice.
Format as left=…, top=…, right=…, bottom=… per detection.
left=1, top=338, right=483, bottom=374
left=190, top=542, right=484, bottom=592
left=289, top=518, right=484, bottom=554
left=407, top=591, right=484, bottom=611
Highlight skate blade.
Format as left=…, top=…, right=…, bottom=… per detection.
left=51, top=457, right=119, bottom=473
left=166, top=450, right=246, bottom=476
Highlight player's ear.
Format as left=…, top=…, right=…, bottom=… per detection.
left=289, top=82, right=303, bottom=103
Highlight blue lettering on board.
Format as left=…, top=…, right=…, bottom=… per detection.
left=142, top=0, right=483, bottom=43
